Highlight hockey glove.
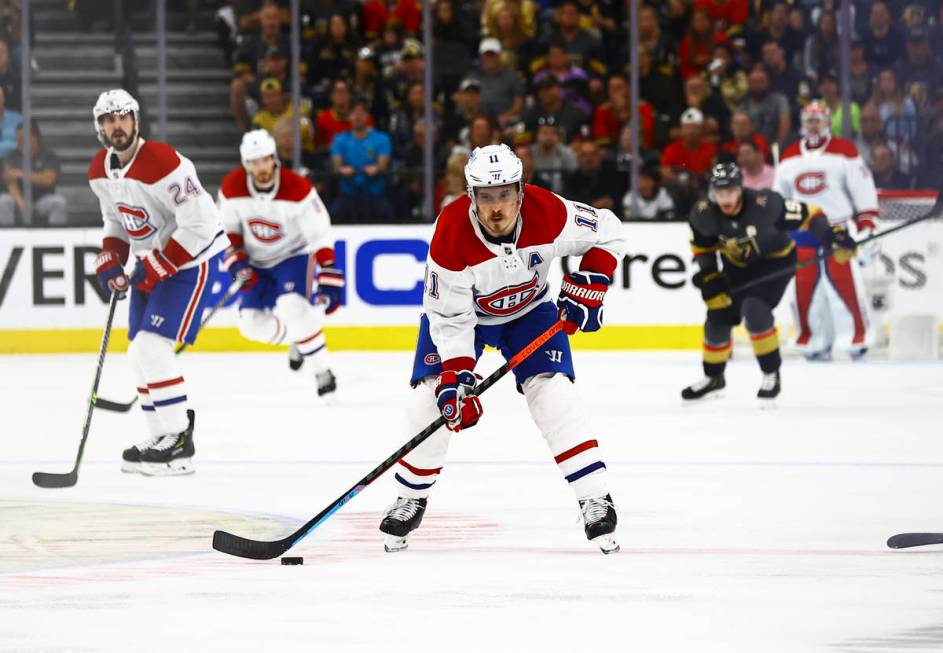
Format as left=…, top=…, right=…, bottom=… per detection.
left=222, top=248, right=259, bottom=292
left=435, top=368, right=483, bottom=432
left=556, top=271, right=609, bottom=335
left=693, top=270, right=732, bottom=310
left=719, top=232, right=760, bottom=264
left=828, top=225, right=858, bottom=264
left=132, top=249, right=178, bottom=293
left=316, top=266, right=345, bottom=315
left=95, top=249, right=129, bottom=299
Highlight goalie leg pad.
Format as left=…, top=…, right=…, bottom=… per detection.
left=823, top=256, right=874, bottom=353
left=128, top=331, right=189, bottom=434
left=396, top=377, right=453, bottom=499
left=523, top=373, right=609, bottom=500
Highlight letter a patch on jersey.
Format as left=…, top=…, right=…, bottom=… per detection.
left=528, top=252, right=544, bottom=269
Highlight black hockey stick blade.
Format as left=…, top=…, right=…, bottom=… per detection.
left=213, top=529, right=292, bottom=560
left=31, top=470, right=78, bottom=489
left=92, top=395, right=138, bottom=412
left=887, top=533, right=943, bottom=549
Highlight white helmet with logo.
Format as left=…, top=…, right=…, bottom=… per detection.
left=464, top=143, right=523, bottom=193
left=92, top=89, right=140, bottom=144
left=240, top=129, right=278, bottom=167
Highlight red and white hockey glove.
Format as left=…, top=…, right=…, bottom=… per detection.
left=316, top=266, right=345, bottom=315
left=132, top=249, right=178, bottom=293
left=94, top=249, right=129, bottom=300
left=434, top=366, right=483, bottom=432
left=556, top=271, right=609, bottom=335
left=222, top=248, right=259, bottom=292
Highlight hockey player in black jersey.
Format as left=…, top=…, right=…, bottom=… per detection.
left=683, top=163, right=857, bottom=401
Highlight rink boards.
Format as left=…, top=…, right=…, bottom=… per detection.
left=1, top=222, right=941, bottom=352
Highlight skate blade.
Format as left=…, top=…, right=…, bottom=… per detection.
left=383, top=535, right=409, bottom=553
left=592, top=534, right=620, bottom=554
left=139, top=459, right=195, bottom=477
left=120, top=461, right=142, bottom=474
left=681, top=391, right=724, bottom=405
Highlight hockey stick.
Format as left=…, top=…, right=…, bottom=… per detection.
left=93, top=279, right=245, bottom=412
left=731, top=197, right=943, bottom=295
left=887, top=533, right=943, bottom=549
left=213, top=319, right=566, bottom=560
left=32, top=292, right=120, bottom=488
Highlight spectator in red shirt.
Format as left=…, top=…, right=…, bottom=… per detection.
left=592, top=73, right=655, bottom=148
left=661, top=107, right=718, bottom=187
left=693, top=0, right=749, bottom=33
left=315, top=79, right=375, bottom=150
left=391, top=0, right=422, bottom=36
left=678, top=7, right=729, bottom=80
left=361, top=0, right=390, bottom=41
left=720, top=110, right=771, bottom=161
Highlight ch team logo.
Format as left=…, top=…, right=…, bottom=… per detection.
left=475, top=273, right=541, bottom=317
left=794, top=172, right=827, bottom=195
left=424, top=353, right=442, bottom=365
left=117, top=203, right=156, bottom=239
left=247, top=218, right=283, bottom=243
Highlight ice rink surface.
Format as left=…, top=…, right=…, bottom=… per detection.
left=2, top=349, right=943, bottom=652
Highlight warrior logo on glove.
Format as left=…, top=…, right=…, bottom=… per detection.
left=556, top=271, right=609, bottom=335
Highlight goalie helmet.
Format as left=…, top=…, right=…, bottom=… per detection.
left=240, top=129, right=278, bottom=167
left=801, top=100, right=831, bottom=146
left=92, top=89, right=140, bottom=145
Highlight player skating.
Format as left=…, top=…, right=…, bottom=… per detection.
left=377, top=144, right=625, bottom=554
left=90, top=89, right=228, bottom=476
left=217, top=130, right=343, bottom=396
left=683, top=162, right=856, bottom=402
left=773, top=101, right=881, bottom=361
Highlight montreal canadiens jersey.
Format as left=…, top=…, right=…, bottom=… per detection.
left=217, top=166, right=335, bottom=269
left=425, top=184, right=626, bottom=364
left=772, top=136, right=879, bottom=228
left=88, top=139, right=227, bottom=269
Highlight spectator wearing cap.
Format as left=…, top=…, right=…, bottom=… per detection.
left=351, top=47, right=391, bottom=129
left=870, top=142, right=911, bottom=189
left=315, top=79, right=375, bottom=151
left=592, top=73, right=655, bottom=149
left=520, top=76, right=589, bottom=144
left=660, top=108, right=718, bottom=188
left=803, top=10, right=840, bottom=81
left=330, top=99, right=394, bottom=222
left=862, top=2, right=905, bottom=69
left=762, top=41, right=813, bottom=118
left=229, top=4, right=289, bottom=132
left=530, top=116, right=578, bottom=194
left=251, top=78, right=316, bottom=151
left=739, top=68, right=791, bottom=147
left=622, top=166, right=676, bottom=221
left=678, top=7, right=729, bottom=81
left=721, top=110, right=771, bottom=161
left=0, top=121, right=67, bottom=227
left=818, top=73, right=860, bottom=137
left=443, top=78, right=482, bottom=146
left=531, top=41, right=592, bottom=115
left=736, top=139, right=775, bottom=190
left=541, top=0, right=607, bottom=82
left=893, top=27, right=943, bottom=115
left=468, top=38, right=525, bottom=126
left=564, top=140, right=622, bottom=211
left=745, top=2, right=805, bottom=68
left=305, top=13, right=359, bottom=85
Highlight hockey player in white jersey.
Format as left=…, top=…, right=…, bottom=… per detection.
left=773, top=101, right=880, bottom=360
left=217, top=130, right=343, bottom=396
left=378, top=144, right=626, bottom=554
left=90, top=89, right=228, bottom=476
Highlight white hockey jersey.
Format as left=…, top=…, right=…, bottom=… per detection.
left=425, top=184, right=626, bottom=365
left=217, top=166, right=335, bottom=269
left=88, top=139, right=227, bottom=269
left=772, top=136, right=879, bottom=229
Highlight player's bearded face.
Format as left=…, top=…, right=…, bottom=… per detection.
left=474, top=184, right=521, bottom=237
left=247, top=156, right=277, bottom=187
left=714, top=187, right=742, bottom=216
left=99, top=113, right=137, bottom=152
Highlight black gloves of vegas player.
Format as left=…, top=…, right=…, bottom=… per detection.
left=556, top=271, right=609, bottom=335
left=692, top=270, right=732, bottom=310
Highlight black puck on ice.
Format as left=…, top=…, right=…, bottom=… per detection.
left=281, top=556, right=304, bottom=565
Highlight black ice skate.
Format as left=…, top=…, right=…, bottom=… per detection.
left=379, top=497, right=427, bottom=552
left=580, top=494, right=619, bottom=554
left=289, top=344, right=304, bottom=371
left=139, top=410, right=196, bottom=476
left=757, top=370, right=781, bottom=401
left=316, top=369, right=337, bottom=397
left=121, top=433, right=167, bottom=474
left=681, top=374, right=726, bottom=401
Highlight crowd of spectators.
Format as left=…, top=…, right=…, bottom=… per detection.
left=212, top=0, right=943, bottom=222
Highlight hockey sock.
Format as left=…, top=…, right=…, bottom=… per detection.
left=743, top=298, right=780, bottom=373
left=128, top=331, right=190, bottom=434
left=395, top=378, right=450, bottom=499
left=276, top=293, right=330, bottom=373
left=129, top=357, right=164, bottom=437
left=702, top=320, right=732, bottom=377
left=523, top=373, right=609, bottom=500
left=237, top=309, right=288, bottom=345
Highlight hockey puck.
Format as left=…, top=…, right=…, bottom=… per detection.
left=281, top=556, right=304, bottom=565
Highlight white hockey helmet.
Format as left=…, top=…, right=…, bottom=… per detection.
left=801, top=100, right=831, bottom=143
left=240, top=129, right=278, bottom=167
left=464, top=143, right=523, bottom=195
left=92, top=89, right=140, bottom=144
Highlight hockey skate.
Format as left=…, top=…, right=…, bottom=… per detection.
left=316, top=369, right=337, bottom=397
left=121, top=433, right=167, bottom=474
left=288, top=344, right=304, bottom=371
left=139, top=410, right=196, bottom=476
left=757, top=370, right=780, bottom=404
left=681, top=374, right=725, bottom=401
left=580, top=494, right=619, bottom=554
left=804, top=348, right=832, bottom=362
left=379, top=497, right=427, bottom=552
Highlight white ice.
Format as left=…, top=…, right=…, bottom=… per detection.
left=2, top=350, right=943, bottom=652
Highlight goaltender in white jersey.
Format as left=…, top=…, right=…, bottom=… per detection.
left=217, top=130, right=344, bottom=396
left=773, top=101, right=880, bottom=360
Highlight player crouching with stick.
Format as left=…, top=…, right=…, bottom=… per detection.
left=377, top=144, right=626, bottom=554
left=683, top=162, right=857, bottom=402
